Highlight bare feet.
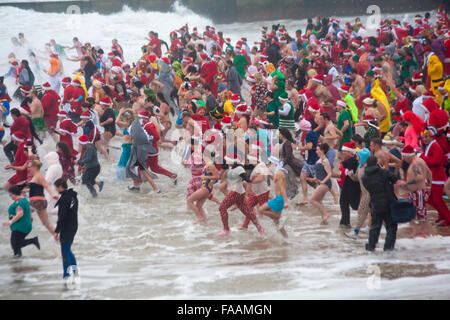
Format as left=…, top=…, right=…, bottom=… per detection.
left=296, top=200, right=308, bottom=206
left=237, top=226, right=247, bottom=230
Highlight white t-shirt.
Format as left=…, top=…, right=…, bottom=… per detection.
left=328, top=66, right=340, bottom=88
left=250, top=163, right=270, bottom=196
left=227, top=165, right=246, bottom=194
left=412, top=96, right=427, bottom=122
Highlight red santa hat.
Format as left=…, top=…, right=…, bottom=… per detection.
left=161, top=57, right=170, bottom=65
left=312, top=74, right=324, bottom=84
left=428, top=109, right=449, bottom=131
left=308, top=100, right=321, bottom=113
left=246, top=75, right=256, bottom=83
left=78, top=135, right=90, bottom=145
left=211, top=122, right=222, bottom=133
left=138, top=110, right=151, bottom=119
left=412, top=73, right=423, bottom=82
left=100, top=97, right=112, bottom=106
left=423, top=45, right=432, bottom=52
left=221, top=116, right=232, bottom=127
left=260, top=50, right=268, bottom=59
left=362, top=115, right=375, bottom=122
left=214, top=51, right=223, bottom=59
left=200, top=52, right=208, bottom=60
left=224, top=152, right=243, bottom=164
left=42, top=82, right=52, bottom=90
left=20, top=105, right=31, bottom=116
left=72, top=79, right=81, bottom=87
left=343, top=49, right=352, bottom=56
left=61, top=77, right=72, bottom=85
left=235, top=104, right=248, bottom=115
left=11, top=131, right=26, bottom=143
left=421, top=97, right=439, bottom=113
left=80, top=111, right=91, bottom=119
left=182, top=56, right=193, bottom=64
left=112, top=57, right=123, bottom=67
left=57, top=110, right=68, bottom=118
left=255, top=117, right=269, bottom=126
left=409, top=84, right=417, bottom=94
left=336, top=99, right=347, bottom=108
left=338, top=85, right=350, bottom=94
left=230, top=94, right=240, bottom=103
left=422, top=91, right=435, bottom=98
left=20, top=85, right=31, bottom=94
left=401, top=145, right=416, bottom=157
left=342, top=142, right=357, bottom=154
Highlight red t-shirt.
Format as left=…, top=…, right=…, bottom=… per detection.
left=148, top=38, right=162, bottom=58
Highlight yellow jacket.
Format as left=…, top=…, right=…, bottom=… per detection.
left=371, top=79, right=391, bottom=133
left=427, top=54, right=443, bottom=81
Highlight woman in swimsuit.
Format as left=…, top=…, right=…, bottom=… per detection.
left=28, top=160, right=59, bottom=235
left=308, top=143, right=333, bottom=225
left=186, top=150, right=220, bottom=225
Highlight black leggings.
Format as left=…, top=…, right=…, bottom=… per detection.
left=339, top=181, right=361, bottom=226
left=4, top=141, right=17, bottom=164
left=11, top=230, right=38, bottom=257
left=82, top=165, right=100, bottom=197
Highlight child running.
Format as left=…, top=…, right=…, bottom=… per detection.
left=77, top=135, right=104, bottom=198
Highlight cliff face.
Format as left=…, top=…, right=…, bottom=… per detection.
left=0, top=0, right=445, bottom=23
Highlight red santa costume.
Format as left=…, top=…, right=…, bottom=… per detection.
left=200, top=55, right=218, bottom=98
left=70, top=79, right=86, bottom=117
left=428, top=108, right=450, bottom=158
left=420, top=128, right=450, bottom=226
left=41, top=82, right=61, bottom=132
left=57, top=110, right=78, bottom=156
left=444, top=34, right=450, bottom=76
left=7, top=131, right=28, bottom=187
left=141, top=112, right=177, bottom=180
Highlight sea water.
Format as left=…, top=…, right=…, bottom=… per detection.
left=1, top=2, right=450, bottom=300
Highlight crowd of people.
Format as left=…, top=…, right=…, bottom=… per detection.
left=1, top=5, right=450, bottom=281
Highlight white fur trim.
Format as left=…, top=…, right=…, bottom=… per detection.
left=11, top=134, right=25, bottom=142
left=341, top=146, right=356, bottom=153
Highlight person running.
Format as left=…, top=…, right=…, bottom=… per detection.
left=56, top=142, right=76, bottom=185
left=258, top=164, right=288, bottom=238
left=77, top=135, right=104, bottom=198
left=98, top=97, right=116, bottom=154
left=186, top=149, right=220, bottom=224
left=238, top=150, right=272, bottom=230
left=54, top=178, right=79, bottom=280
left=3, top=185, right=40, bottom=258
left=28, top=160, right=59, bottom=235
left=308, top=143, right=333, bottom=225
left=218, top=153, right=264, bottom=237
left=3, top=131, right=29, bottom=192
left=338, top=142, right=360, bottom=228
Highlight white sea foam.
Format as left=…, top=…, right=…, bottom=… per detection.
left=0, top=3, right=447, bottom=299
